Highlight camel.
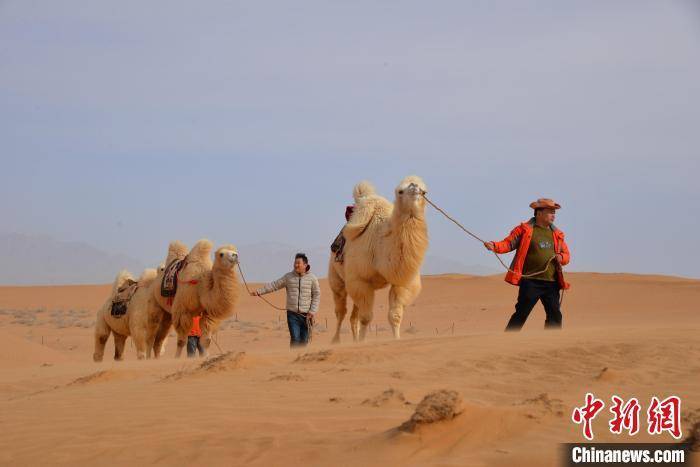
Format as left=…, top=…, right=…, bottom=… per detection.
left=148, top=239, right=240, bottom=358
left=328, top=175, right=429, bottom=342
left=93, top=268, right=166, bottom=361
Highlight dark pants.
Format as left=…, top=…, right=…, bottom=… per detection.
left=187, top=335, right=205, bottom=357
left=505, top=279, right=562, bottom=331
left=287, top=310, right=310, bottom=347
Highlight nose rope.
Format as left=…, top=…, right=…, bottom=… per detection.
left=422, top=193, right=558, bottom=279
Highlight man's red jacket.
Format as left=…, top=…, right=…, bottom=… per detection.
left=493, top=218, right=571, bottom=289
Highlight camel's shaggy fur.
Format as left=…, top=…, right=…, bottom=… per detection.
left=328, top=175, right=429, bottom=341
left=148, top=239, right=240, bottom=358
left=93, top=268, right=164, bottom=362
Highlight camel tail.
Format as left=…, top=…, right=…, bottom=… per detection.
left=353, top=181, right=376, bottom=203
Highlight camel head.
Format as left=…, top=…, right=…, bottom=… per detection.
left=394, top=175, right=427, bottom=218
left=213, top=244, right=239, bottom=270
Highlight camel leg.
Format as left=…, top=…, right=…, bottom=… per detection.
left=347, top=281, right=374, bottom=343
left=388, top=275, right=422, bottom=339
left=128, top=303, right=152, bottom=361
left=113, top=333, right=127, bottom=361
left=199, top=319, right=214, bottom=358
left=173, top=311, right=193, bottom=359
left=331, top=289, right=348, bottom=344
left=131, top=315, right=150, bottom=360
left=132, top=330, right=148, bottom=360
left=152, top=311, right=172, bottom=359
left=93, top=312, right=111, bottom=362
left=328, top=264, right=348, bottom=344
left=143, top=297, right=161, bottom=359
left=349, top=304, right=360, bottom=342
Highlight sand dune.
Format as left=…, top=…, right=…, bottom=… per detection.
left=0, top=329, right=71, bottom=368
left=0, top=272, right=698, bottom=465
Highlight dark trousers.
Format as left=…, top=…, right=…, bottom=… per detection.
left=505, top=279, right=562, bottom=331
left=287, top=310, right=310, bottom=347
left=187, top=335, right=205, bottom=357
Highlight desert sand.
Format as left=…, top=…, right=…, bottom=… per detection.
left=0, top=272, right=698, bottom=466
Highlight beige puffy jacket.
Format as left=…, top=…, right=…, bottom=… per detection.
left=256, top=271, right=321, bottom=314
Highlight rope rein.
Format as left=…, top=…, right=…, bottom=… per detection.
left=422, top=194, right=558, bottom=279
left=211, top=333, right=224, bottom=354
left=236, top=262, right=287, bottom=311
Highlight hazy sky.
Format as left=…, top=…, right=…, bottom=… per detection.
left=1, top=1, right=699, bottom=278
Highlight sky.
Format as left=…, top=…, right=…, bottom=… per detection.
left=1, top=1, right=699, bottom=279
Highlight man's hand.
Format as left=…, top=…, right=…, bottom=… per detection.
left=484, top=241, right=495, bottom=251
left=554, top=254, right=563, bottom=264
left=249, top=291, right=260, bottom=297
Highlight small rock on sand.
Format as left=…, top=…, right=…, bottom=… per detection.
left=399, top=389, right=463, bottom=432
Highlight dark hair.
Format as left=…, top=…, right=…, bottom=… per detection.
left=295, top=253, right=310, bottom=272
left=534, top=208, right=543, bottom=217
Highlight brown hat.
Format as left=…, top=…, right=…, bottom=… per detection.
left=529, top=198, right=561, bottom=210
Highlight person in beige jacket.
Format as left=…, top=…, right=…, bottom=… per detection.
left=252, top=253, right=320, bottom=347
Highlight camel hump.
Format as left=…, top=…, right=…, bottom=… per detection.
left=110, top=270, right=135, bottom=300
left=343, top=194, right=391, bottom=241
left=138, top=268, right=158, bottom=286
left=188, top=239, right=213, bottom=263
left=353, top=180, right=376, bottom=203
left=165, top=240, right=188, bottom=265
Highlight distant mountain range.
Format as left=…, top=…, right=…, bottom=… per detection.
left=0, top=233, right=146, bottom=285
left=0, top=234, right=499, bottom=285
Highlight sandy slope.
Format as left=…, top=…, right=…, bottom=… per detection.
left=0, top=273, right=698, bottom=466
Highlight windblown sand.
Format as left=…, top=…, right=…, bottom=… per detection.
left=0, top=273, right=698, bottom=466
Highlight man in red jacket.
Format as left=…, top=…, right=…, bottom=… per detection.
left=484, top=198, right=570, bottom=331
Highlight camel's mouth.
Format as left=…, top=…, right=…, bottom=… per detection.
left=399, top=183, right=427, bottom=198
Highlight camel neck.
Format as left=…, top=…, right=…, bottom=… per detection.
left=391, top=207, right=426, bottom=227
left=387, top=211, right=428, bottom=282
left=200, top=266, right=239, bottom=321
